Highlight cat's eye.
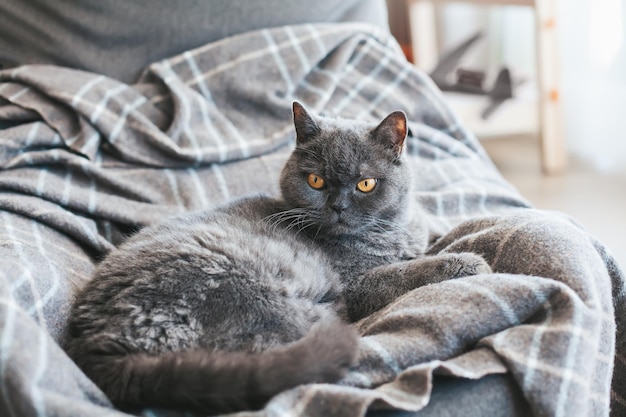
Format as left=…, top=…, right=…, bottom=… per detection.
left=307, top=173, right=325, bottom=189
left=356, top=178, right=377, bottom=193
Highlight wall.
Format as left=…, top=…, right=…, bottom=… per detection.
left=558, top=0, right=626, bottom=173
left=398, top=0, right=626, bottom=174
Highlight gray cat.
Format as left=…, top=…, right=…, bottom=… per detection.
left=64, top=102, right=491, bottom=414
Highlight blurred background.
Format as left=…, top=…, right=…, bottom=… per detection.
left=387, top=0, right=626, bottom=269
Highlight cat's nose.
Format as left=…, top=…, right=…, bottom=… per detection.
left=331, top=201, right=348, bottom=214
left=329, top=192, right=350, bottom=214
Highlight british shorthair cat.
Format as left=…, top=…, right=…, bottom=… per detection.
left=63, top=102, right=491, bottom=414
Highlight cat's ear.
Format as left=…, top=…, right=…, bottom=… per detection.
left=373, top=111, right=407, bottom=155
left=293, top=101, right=320, bottom=144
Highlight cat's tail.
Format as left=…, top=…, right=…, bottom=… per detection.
left=82, top=318, right=359, bottom=414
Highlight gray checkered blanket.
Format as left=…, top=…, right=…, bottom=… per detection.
left=0, top=23, right=624, bottom=417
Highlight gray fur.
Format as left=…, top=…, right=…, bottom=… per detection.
left=64, top=102, right=490, bottom=414
left=282, top=103, right=491, bottom=320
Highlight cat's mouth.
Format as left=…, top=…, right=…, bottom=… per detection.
left=321, top=213, right=359, bottom=233
left=308, top=210, right=373, bottom=236
left=328, top=212, right=349, bottom=225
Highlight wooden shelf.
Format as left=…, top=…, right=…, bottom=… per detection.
left=405, top=0, right=566, bottom=174
left=444, top=83, right=538, bottom=139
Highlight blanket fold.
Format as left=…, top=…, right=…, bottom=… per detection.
left=0, top=23, right=623, bottom=417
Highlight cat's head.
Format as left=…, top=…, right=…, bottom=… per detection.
left=279, top=102, right=412, bottom=237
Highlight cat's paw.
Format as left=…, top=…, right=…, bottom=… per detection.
left=303, top=318, right=359, bottom=383
left=442, top=252, right=492, bottom=278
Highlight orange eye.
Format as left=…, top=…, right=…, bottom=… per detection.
left=307, top=173, right=325, bottom=189
left=356, top=178, right=377, bottom=193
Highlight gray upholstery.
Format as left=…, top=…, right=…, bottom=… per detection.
left=0, top=0, right=389, bottom=83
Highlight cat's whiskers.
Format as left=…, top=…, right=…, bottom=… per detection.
left=362, top=215, right=409, bottom=235
left=312, top=223, right=324, bottom=241
left=263, top=209, right=302, bottom=225
left=285, top=218, right=315, bottom=235
left=263, top=208, right=320, bottom=236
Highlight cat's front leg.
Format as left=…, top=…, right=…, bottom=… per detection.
left=343, top=253, right=491, bottom=321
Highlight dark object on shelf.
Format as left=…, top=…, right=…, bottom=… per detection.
left=481, top=67, right=513, bottom=119
left=429, top=31, right=514, bottom=120
left=456, top=68, right=485, bottom=93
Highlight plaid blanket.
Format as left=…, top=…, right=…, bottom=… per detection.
left=0, top=23, right=624, bottom=417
